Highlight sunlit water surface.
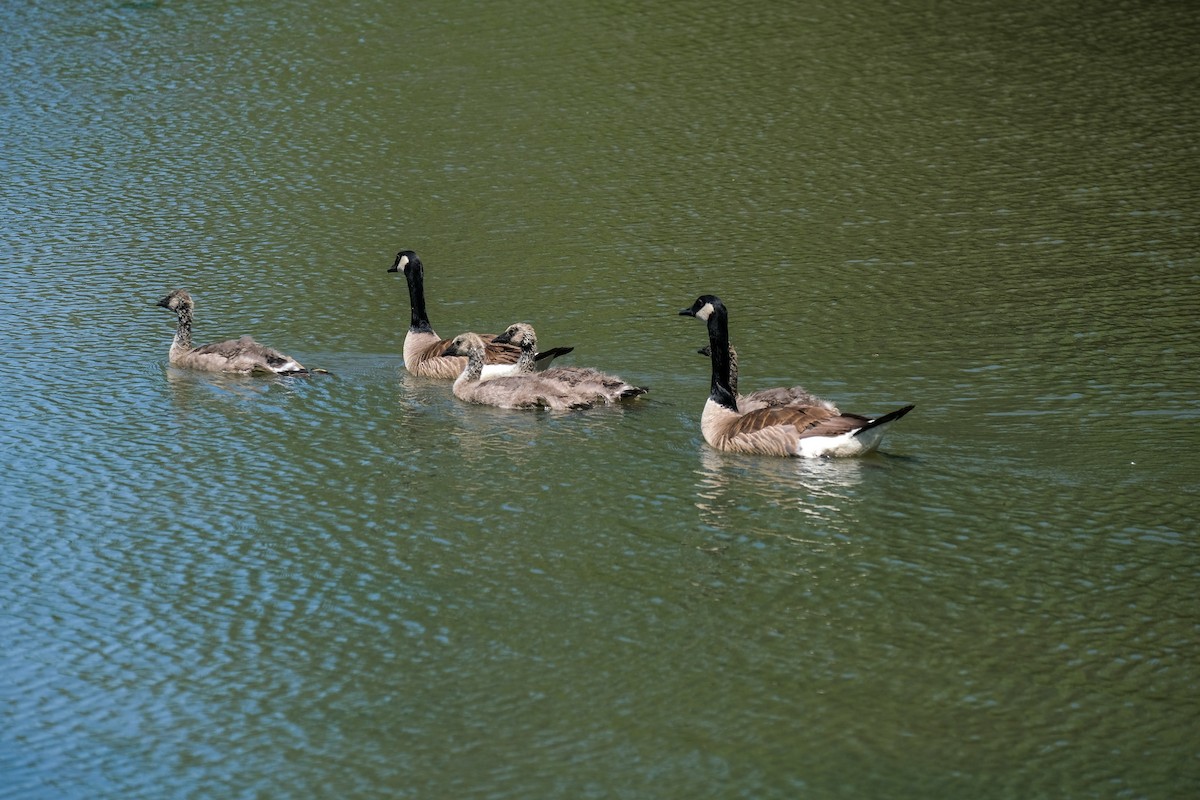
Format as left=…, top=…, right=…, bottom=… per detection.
left=2, top=1, right=1197, bottom=798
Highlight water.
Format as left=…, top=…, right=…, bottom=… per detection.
left=2, top=0, right=1197, bottom=797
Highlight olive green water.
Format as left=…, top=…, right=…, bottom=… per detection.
left=2, top=1, right=1197, bottom=797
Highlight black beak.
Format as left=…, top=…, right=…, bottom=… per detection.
left=156, top=297, right=170, bottom=308
left=679, top=308, right=695, bottom=317
left=387, top=253, right=403, bottom=273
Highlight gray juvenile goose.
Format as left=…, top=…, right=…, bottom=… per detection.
left=157, top=289, right=309, bottom=375
left=442, top=332, right=636, bottom=410
left=680, top=295, right=913, bottom=457
left=386, top=249, right=573, bottom=379
left=492, top=322, right=648, bottom=401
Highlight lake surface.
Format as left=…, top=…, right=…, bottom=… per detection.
left=2, top=0, right=1197, bottom=797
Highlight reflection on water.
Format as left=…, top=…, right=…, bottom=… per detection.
left=692, top=447, right=872, bottom=539
left=162, top=365, right=324, bottom=442
left=164, top=364, right=299, bottom=399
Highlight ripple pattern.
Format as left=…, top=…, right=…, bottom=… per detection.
left=2, top=1, right=1197, bottom=798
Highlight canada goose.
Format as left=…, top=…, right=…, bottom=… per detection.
left=156, top=289, right=310, bottom=375
left=386, top=250, right=573, bottom=379
left=492, top=322, right=649, bottom=401
left=697, top=344, right=838, bottom=414
left=441, top=332, right=638, bottom=410
left=679, top=295, right=913, bottom=457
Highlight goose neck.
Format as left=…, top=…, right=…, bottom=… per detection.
left=462, top=345, right=485, bottom=382
left=706, top=308, right=738, bottom=411
left=405, top=262, right=433, bottom=333
left=515, top=338, right=538, bottom=372
left=173, top=304, right=194, bottom=352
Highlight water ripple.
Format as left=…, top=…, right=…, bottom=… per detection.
left=2, top=0, right=1197, bottom=797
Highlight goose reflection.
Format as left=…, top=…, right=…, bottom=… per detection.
left=164, top=363, right=292, bottom=409
left=692, top=447, right=869, bottom=540
left=444, top=393, right=645, bottom=470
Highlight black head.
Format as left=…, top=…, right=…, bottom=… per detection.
left=679, top=295, right=724, bottom=321
left=387, top=250, right=421, bottom=274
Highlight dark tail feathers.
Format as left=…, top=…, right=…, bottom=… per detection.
left=535, top=346, right=574, bottom=363
left=854, top=404, right=915, bottom=436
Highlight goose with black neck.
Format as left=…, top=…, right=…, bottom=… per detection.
left=680, top=294, right=913, bottom=457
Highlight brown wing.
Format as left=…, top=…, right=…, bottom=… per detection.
left=795, top=412, right=871, bottom=439
left=425, top=334, right=522, bottom=364
left=718, top=406, right=874, bottom=456
left=191, top=335, right=260, bottom=358
left=723, top=405, right=839, bottom=440
left=481, top=335, right=522, bottom=364
left=187, top=336, right=304, bottom=373
left=192, top=335, right=293, bottom=365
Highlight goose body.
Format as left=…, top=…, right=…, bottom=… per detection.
left=156, top=289, right=309, bottom=375
left=492, top=323, right=648, bottom=402
left=680, top=295, right=913, bottom=458
left=387, top=250, right=572, bottom=379
left=442, top=332, right=642, bottom=410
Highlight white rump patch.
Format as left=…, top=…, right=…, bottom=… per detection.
left=796, top=426, right=886, bottom=458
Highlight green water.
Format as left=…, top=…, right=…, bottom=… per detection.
left=2, top=1, right=1197, bottom=797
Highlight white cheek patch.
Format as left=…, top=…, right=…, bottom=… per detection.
left=695, top=302, right=714, bottom=321
left=399, top=255, right=410, bottom=270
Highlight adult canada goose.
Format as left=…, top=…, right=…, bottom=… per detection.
left=156, top=289, right=310, bottom=375
left=386, top=249, right=573, bottom=379
left=679, top=295, right=913, bottom=457
left=442, top=332, right=640, bottom=410
left=492, top=322, right=649, bottom=400
left=697, top=344, right=838, bottom=414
